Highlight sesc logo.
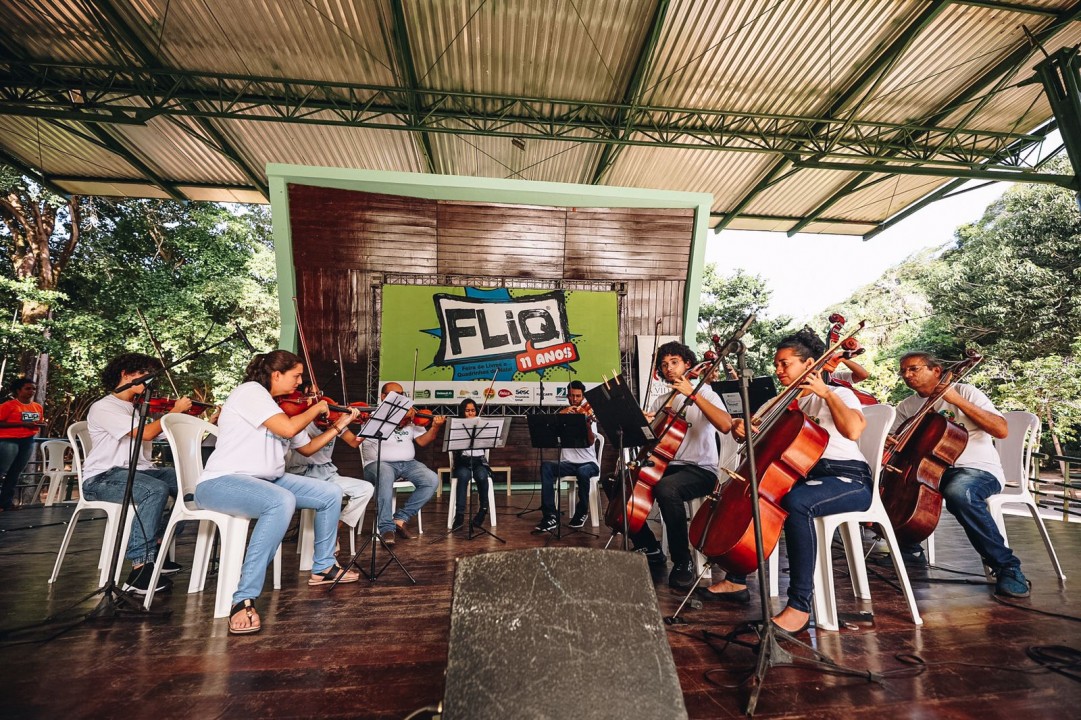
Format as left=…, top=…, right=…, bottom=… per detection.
left=435, top=390, right=454, bottom=399
left=498, top=389, right=512, bottom=398
left=514, top=388, right=530, bottom=397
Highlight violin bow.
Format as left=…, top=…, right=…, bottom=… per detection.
left=135, top=308, right=182, bottom=397
left=292, top=297, right=322, bottom=396
left=336, top=338, right=349, bottom=405
left=641, top=319, right=663, bottom=411
left=477, top=371, right=498, bottom=415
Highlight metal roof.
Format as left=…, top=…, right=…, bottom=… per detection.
left=0, top=0, right=1077, bottom=237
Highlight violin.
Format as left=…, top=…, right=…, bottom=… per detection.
left=688, top=321, right=865, bottom=575
left=878, top=350, right=981, bottom=545
left=277, top=391, right=369, bottom=429
left=824, top=313, right=877, bottom=405
left=405, top=408, right=436, bottom=428
left=137, top=395, right=215, bottom=417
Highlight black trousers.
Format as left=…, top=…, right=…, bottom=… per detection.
left=629, top=464, right=716, bottom=566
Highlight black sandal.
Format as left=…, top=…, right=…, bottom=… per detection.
left=308, top=564, right=359, bottom=586
left=228, top=599, right=261, bottom=635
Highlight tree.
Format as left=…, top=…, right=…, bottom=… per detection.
left=696, top=264, right=792, bottom=376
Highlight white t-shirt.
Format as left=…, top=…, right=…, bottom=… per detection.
left=82, top=394, right=155, bottom=480
left=894, top=383, right=1005, bottom=485
left=361, top=424, right=424, bottom=465
left=201, top=382, right=302, bottom=482
left=286, top=422, right=335, bottom=472
left=561, top=416, right=599, bottom=465
left=796, top=386, right=866, bottom=463
left=650, top=385, right=728, bottom=473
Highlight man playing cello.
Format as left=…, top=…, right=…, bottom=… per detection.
left=893, top=352, right=1030, bottom=598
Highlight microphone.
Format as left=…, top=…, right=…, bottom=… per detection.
left=233, top=322, right=259, bottom=353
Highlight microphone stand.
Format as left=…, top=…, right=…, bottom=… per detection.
left=702, top=341, right=880, bottom=716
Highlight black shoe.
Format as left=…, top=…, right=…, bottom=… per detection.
left=160, top=559, right=182, bottom=575
left=122, top=563, right=172, bottom=596
left=696, top=585, right=751, bottom=604
left=472, top=508, right=488, bottom=527
left=532, top=516, right=558, bottom=534
left=451, top=514, right=465, bottom=530
left=668, top=560, right=696, bottom=590
left=635, top=547, right=667, bottom=568
left=568, top=512, right=588, bottom=529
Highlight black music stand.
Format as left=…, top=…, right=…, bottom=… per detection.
left=712, top=376, right=777, bottom=418
left=526, top=413, right=591, bottom=539
left=330, top=391, right=416, bottom=589
left=431, top=416, right=510, bottom=544
left=584, top=375, right=654, bottom=550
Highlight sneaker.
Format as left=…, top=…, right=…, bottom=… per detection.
left=532, top=516, right=558, bottom=534
left=635, top=547, right=667, bottom=568
left=122, top=563, right=172, bottom=596
left=451, top=513, right=465, bottom=530
left=668, top=560, right=696, bottom=590
left=380, top=530, right=396, bottom=546
left=568, top=512, right=588, bottom=529
left=994, top=567, right=1031, bottom=598
left=160, top=559, right=183, bottom=575
left=472, top=508, right=488, bottom=527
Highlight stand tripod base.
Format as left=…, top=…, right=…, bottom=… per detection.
left=704, top=621, right=881, bottom=715
left=84, top=582, right=172, bottom=621
left=430, top=517, right=507, bottom=544
left=332, top=531, right=417, bottom=589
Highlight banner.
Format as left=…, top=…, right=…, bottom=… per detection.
left=380, top=285, right=620, bottom=405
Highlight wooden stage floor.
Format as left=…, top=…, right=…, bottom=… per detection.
left=2, top=493, right=1080, bottom=719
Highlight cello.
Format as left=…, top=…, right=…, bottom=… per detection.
left=879, top=350, right=982, bottom=545
left=688, top=321, right=865, bottom=575
left=823, top=313, right=878, bottom=405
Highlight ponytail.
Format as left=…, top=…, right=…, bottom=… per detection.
left=243, top=350, right=303, bottom=390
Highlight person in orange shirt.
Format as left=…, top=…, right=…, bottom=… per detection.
left=0, top=377, right=45, bottom=510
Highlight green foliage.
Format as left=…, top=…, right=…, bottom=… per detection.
left=696, top=265, right=793, bottom=376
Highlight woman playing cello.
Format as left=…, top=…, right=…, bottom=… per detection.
left=699, top=328, right=871, bottom=635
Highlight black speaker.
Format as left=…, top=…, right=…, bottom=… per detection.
left=442, top=547, right=688, bottom=720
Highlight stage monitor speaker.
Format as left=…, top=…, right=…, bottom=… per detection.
left=442, top=547, right=688, bottom=720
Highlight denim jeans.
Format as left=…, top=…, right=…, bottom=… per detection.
left=363, top=460, right=438, bottom=534
left=940, top=466, right=1020, bottom=572
left=629, top=464, right=716, bottom=566
left=194, top=472, right=343, bottom=604
left=82, top=466, right=177, bottom=565
left=454, top=456, right=491, bottom=512
left=0, top=437, right=36, bottom=509
left=540, top=461, right=599, bottom=519
left=726, top=458, right=872, bottom=613
left=297, top=462, right=375, bottom=528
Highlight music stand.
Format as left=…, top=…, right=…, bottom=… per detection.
left=526, top=413, right=591, bottom=539
left=430, top=417, right=511, bottom=544
left=712, top=376, right=777, bottom=417
left=330, top=391, right=415, bottom=589
left=584, top=375, right=654, bottom=550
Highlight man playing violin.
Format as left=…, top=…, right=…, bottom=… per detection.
left=361, top=382, right=445, bottom=545
left=81, top=353, right=192, bottom=594
left=630, top=341, right=734, bottom=591
left=533, top=380, right=599, bottom=534
left=893, top=352, right=1029, bottom=598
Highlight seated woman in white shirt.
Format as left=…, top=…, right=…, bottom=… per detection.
left=699, top=328, right=871, bottom=635
left=196, top=350, right=362, bottom=635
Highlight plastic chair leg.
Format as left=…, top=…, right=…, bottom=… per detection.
left=49, top=507, right=85, bottom=583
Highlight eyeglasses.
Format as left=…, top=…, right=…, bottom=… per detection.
left=898, top=365, right=927, bottom=376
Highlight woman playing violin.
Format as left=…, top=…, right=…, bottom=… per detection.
left=700, top=329, right=871, bottom=634
left=197, top=350, right=363, bottom=635
left=450, top=398, right=492, bottom=529
left=630, top=341, right=734, bottom=590
left=285, top=383, right=375, bottom=542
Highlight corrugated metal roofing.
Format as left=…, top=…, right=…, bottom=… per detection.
left=0, top=0, right=1077, bottom=235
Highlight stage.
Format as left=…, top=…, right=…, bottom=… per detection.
left=2, top=494, right=1080, bottom=719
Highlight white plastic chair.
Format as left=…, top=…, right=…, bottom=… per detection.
left=558, top=435, right=605, bottom=526
left=36, top=439, right=78, bottom=506
left=49, top=422, right=137, bottom=587
left=144, top=414, right=282, bottom=617
left=446, top=451, right=498, bottom=528
left=811, top=404, right=923, bottom=631
left=988, top=411, right=1065, bottom=580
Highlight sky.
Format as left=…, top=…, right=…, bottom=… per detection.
left=704, top=180, right=1010, bottom=322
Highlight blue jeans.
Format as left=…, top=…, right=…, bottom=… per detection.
left=454, top=456, right=491, bottom=511
left=940, top=467, right=1020, bottom=572
left=727, top=458, right=872, bottom=614
left=364, top=460, right=438, bottom=534
left=0, top=437, right=36, bottom=509
left=195, top=473, right=343, bottom=604
left=540, top=461, right=599, bottom=519
left=82, top=466, right=177, bottom=565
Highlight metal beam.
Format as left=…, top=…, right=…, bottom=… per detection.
left=714, top=0, right=952, bottom=231
left=793, top=157, right=1077, bottom=188
left=590, top=0, right=670, bottom=185
left=708, top=211, right=874, bottom=229
left=86, top=0, right=268, bottom=199
left=1032, top=47, right=1081, bottom=181
left=955, top=1, right=1058, bottom=17
left=387, top=0, right=436, bottom=174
